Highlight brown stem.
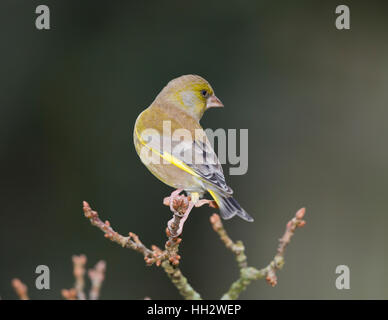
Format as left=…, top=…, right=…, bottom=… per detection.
left=61, top=288, right=77, bottom=300
left=210, top=214, right=248, bottom=269
left=83, top=196, right=202, bottom=300
left=72, top=254, right=87, bottom=300
left=11, top=278, right=29, bottom=300
left=83, top=201, right=154, bottom=257
left=83, top=197, right=306, bottom=300
left=88, top=260, right=106, bottom=300
left=215, top=208, right=307, bottom=300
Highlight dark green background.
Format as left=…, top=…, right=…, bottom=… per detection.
left=1, top=0, right=388, bottom=299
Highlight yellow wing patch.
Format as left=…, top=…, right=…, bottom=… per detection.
left=207, top=189, right=221, bottom=207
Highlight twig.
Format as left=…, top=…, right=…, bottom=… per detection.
left=83, top=197, right=306, bottom=300
left=61, top=288, right=77, bottom=300
left=265, top=207, right=306, bottom=286
left=88, top=260, right=106, bottom=300
left=83, top=201, right=154, bottom=257
left=61, top=256, right=107, bottom=300
left=210, top=214, right=247, bottom=269
left=83, top=197, right=202, bottom=300
left=216, top=208, right=307, bottom=300
left=11, top=278, right=29, bottom=300
left=9, top=255, right=106, bottom=300
left=163, top=194, right=192, bottom=265
left=162, top=260, right=201, bottom=300
left=72, top=254, right=87, bottom=300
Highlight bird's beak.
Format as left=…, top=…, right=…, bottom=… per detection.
left=206, top=95, right=224, bottom=109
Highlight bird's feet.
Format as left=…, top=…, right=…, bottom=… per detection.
left=163, top=189, right=218, bottom=237
left=163, top=189, right=184, bottom=212
left=164, top=189, right=194, bottom=237
left=195, top=199, right=218, bottom=208
left=168, top=201, right=194, bottom=237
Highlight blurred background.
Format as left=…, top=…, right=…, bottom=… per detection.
left=1, top=0, right=388, bottom=299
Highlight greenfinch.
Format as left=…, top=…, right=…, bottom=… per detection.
left=133, top=75, right=253, bottom=222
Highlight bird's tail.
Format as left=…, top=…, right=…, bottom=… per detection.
left=208, top=189, right=254, bottom=222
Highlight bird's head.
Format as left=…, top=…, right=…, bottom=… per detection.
left=155, top=75, right=223, bottom=121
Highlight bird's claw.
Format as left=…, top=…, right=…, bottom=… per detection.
left=163, top=189, right=184, bottom=212
left=164, top=189, right=195, bottom=237
left=195, top=199, right=218, bottom=208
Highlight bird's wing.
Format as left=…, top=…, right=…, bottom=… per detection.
left=185, top=139, right=233, bottom=195
left=135, top=127, right=233, bottom=195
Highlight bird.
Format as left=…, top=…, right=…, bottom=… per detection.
left=133, top=75, right=253, bottom=222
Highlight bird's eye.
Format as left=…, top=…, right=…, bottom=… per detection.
left=201, top=90, right=208, bottom=97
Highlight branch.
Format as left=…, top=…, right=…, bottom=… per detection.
left=72, top=254, right=87, bottom=300
left=83, top=201, right=153, bottom=257
left=11, top=278, right=29, bottom=300
left=161, top=260, right=201, bottom=300
left=61, top=255, right=107, bottom=300
left=8, top=254, right=105, bottom=300
left=61, top=288, right=77, bottom=300
left=83, top=196, right=202, bottom=300
left=210, top=214, right=248, bottom=270
left=215, top=208, right=307, bottom=300
left=83, top=197, right=306, bottom=300
left=88, top=260, right=107, bottom=300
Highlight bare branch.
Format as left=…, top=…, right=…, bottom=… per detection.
left=210, top=214, right=247, bottom=269
left=264, top=207, right=306, bottom=286
left=162, top=260, right=201, bottom=300
left=61, top=256, right=107, bottom=300
left=217, top=208, right=307, bottom=300
left=61, top=288, right=77, bottom=300
left=83, top=195, right=203, bottom=300
left=72, top=254, right=87, bottom=300
left=11, top=278, right=29, bottom=300
left=83, top=196, right=306, bottom=300
left=83, top=201, right=154, bottom=257
left=88, top=260, right=106, bottom=300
